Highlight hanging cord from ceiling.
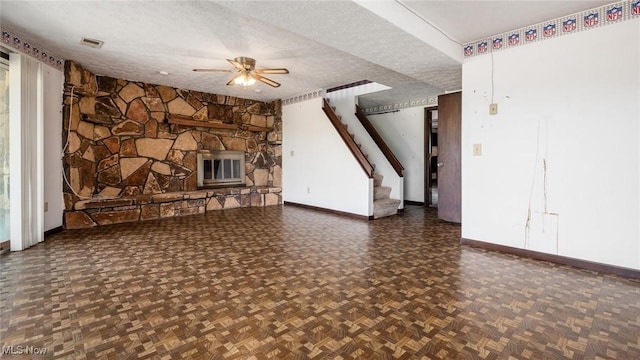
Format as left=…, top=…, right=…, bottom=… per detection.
left=61, top=85, right=92, bottom=200
left=490, top=38, right=495, bottom=104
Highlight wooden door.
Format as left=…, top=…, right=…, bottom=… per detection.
left=437, top=92, right=461, bottom=223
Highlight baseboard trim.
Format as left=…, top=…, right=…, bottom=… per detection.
left=0, top=227, right=63, bottom=254
left=404, top=200, right=425, bottom=206
left=45, top=226, right=64, bottom=238
left=461, top=237, right=640, bottom=279
left=284, top=202, right=372, bottom=220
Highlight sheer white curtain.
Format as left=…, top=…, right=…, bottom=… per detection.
left=9, top=53, right=43, bottom=251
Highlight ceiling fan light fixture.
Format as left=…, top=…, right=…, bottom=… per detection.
left=195, top=56, right=287, bottom=88
left=234, top=71, right=256, bottom=86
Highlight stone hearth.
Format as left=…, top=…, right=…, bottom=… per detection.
left=64, top=187, right=282, bottom=229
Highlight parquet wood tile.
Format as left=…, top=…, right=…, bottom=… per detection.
left=1, top=205, right=640, bottom=359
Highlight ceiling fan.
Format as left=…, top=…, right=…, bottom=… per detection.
left=193, top=57, right=289, bottom=88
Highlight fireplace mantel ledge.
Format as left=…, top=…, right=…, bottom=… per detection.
left=169, top=115, right=273, bottom=132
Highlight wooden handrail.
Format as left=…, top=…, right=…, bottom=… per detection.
left=322, top=99, right=374, bottom=178
left=355, top=105, right=404, bottom=177
left=168, top=115, right=273, bottom=132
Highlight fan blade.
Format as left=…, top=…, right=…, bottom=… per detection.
left=227, top=59, right=245, bottom=71
left=193, top=68, right=233, bottom=72
left=227, top=74, right=243, bottom=86
left=254, top=74, right=281, bottom=88
left=254, top=68, right=289, bottom=75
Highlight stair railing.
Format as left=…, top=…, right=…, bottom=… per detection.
left=355, top=105, right=404, bottom=177
left=322, top=99, right=374, bottom=178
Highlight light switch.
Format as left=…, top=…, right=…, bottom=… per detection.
left=473, top=144, right=482, bottom=156
left=290, top=150, right=294, bottom=156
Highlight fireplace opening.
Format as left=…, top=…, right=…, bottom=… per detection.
left=197, top=151, right=246, bottom=187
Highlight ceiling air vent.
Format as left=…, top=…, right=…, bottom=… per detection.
left=80, top=37, right=104, bottom=49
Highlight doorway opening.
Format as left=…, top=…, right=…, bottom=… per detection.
left=425, top=107, right=438, bottom=207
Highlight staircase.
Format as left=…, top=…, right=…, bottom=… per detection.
left=373, top=173, right=402, bottom=219
left=322, top=99, right=401, bottom=219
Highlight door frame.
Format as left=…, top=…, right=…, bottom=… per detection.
left=424, top=106, right=437, bottom=206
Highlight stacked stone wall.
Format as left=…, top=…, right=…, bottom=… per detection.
left=62, top=61, right=282, bottom=229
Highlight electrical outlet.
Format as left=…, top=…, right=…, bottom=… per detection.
left=44, top=202, right=49, bottom=212
left=307, top=187, right=310, bottom=194
left=489, top=103, right=498, bottom=115
left=473, top=144, right=482, bottom=156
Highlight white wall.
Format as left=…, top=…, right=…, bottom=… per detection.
left=283, top=97, right=371, bottom=216
left=462, top=20, right=640, bottom=269
left=368, top=106, right=425, bottom=203
left=43, top=65, right=64, bottom=231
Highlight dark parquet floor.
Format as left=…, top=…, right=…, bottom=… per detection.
left=1, top=205, right=639, bottom=359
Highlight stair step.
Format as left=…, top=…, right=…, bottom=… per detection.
left=373, top=198, right=401, bottom=219
left=374, top=186, right=392, bottom=200
left=373, top=173, right=383, bottom=187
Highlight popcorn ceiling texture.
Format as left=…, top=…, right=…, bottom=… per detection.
left=0, top=1, right=459, bottom=107
left=62, top=61, right=282, bottom=229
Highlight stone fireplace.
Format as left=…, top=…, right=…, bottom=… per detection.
left=62, top=61, right=282, bottom=229
left=197, top=150, right=246, bottom=187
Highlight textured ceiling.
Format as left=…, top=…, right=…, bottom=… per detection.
left=0, top=0, right=615, bottom=108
